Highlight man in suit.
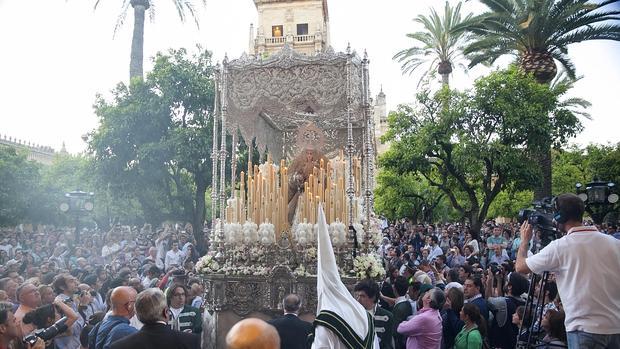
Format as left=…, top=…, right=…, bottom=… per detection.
left=268, top=294, right=312, bottom=349
left=110, top=288, right=200, bottom=349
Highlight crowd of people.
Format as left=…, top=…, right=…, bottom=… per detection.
left=1, top=193, right=619, bottom=349
left=0, top=223, right=206, bottom=349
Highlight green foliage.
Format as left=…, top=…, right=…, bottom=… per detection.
left=552, top=143, right=620, bottom=195
left=380, top=67, right=581, bottom=232
left=0, top=146, right=41, bottom=226
left=393, top=1, right=472, bottom=86
left=374, top=170, right=451, bottom=222
left=487, top=187, right=533, bottom=219
left=457, top=0, right=620, bottom=80
left=88, top=48, right=216, bottom=244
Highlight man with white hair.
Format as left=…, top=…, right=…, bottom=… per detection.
left=311, top=206, right=378, bottom=349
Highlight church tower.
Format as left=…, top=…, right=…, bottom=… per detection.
left=250, top=0, right=331, bottom=57
left=374, top=87, right=389, bottom=155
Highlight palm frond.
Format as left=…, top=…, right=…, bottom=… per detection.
left=112, top=1, right=132, bottom=39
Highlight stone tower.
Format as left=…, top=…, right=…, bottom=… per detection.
left=250, top=0, right=331, bottom=57
left=374, top=87, right=389, bottom=155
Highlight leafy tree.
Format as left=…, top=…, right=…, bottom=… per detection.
left=88, top=48, right=216, bottom=249
left=374, top=170, right=449, bottom=222
left=456, top=0, right=620, bottom=199
left=393, top=1, right=472, bottom=86
left=94, top=0, right=206, bottom=79
left=487, top=187, right=533, bottom=219
left=0, top=146, right=41, bottom=226
left=380, top=67, right=580, bottom=233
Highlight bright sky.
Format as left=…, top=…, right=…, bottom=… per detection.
left=1, top=0, right=619, bottom=153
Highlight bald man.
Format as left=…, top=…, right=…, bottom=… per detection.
left=226, top=318, right=280, bottom=349
left=89, top=286, right=138, bottom=349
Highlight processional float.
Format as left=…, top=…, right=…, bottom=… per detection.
left=199, top=44, right=382, bottom=348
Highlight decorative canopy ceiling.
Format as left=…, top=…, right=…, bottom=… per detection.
left=222, top=44, right=367, bottom=160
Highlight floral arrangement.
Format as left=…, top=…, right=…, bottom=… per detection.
left=352, top=253, right=385, bottom=280
left=294, top=222, right=315, bottom=245
left=329, top=221, right=347, bottom=247
left=242, top=221, right=258, bottom=244
left=224, top=223, right=243, bottom=244
left=219, top=264, right=269, bottom=276
left=258, top=222, right=276, bottom=245
left=293, top=264, right=311, bottom=277
left=195, top=254, right=221, bottom=274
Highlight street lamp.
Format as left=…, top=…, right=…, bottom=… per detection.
left=575, top=180, right=618, bottom=225
left=59, top=189, right=94, bottom=243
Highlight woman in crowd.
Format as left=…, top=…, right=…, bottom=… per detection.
left=463, top=230, right=479, bottom=256
left=540, top=310, right=567, bottom=348
left=454, top=303, right=486, bottom=349
left=463, top=246, right=479, bottom=266
left=442, top=287, right=465, bottom=349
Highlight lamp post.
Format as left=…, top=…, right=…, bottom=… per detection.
left=60, top=189, right=94, bottom=243
left=575, top=180, right=618, bottom=225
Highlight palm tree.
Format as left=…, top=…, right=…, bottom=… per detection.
left=457, top=0, right=620, bottom=199
left=393, top=1, right=473, bottom=87
left=95, top=0, right=205, bottom=80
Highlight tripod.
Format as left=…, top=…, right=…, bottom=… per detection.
left=516, top=271, right=551, bottom=349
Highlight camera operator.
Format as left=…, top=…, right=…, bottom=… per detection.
left=22, top=296, right=79, bottom=349
left=516, top=193, right=620, bottom=348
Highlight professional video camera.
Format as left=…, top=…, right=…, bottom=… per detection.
left=517, top=198, right=560, bottom=248
left=23, top=316, right=68, bottom=346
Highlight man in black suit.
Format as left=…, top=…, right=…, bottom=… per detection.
left=268, top=294, right=312, bottom=349
left=110, top=288, right=200, bottom=349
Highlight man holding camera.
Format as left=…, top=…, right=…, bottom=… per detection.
left=516, top=193, right=620, bottom=349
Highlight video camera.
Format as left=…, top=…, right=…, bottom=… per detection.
left=23, top=316, right=68, bottom=346
left=517, top=198, right=560, bottom=248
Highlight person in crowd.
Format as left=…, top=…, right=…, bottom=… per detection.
left=462, top=277, right=488, bottom=324
left=187, top=279, right=204, bottom=310
left=463, top=230, right=479, bottom=256
left=540, top=309, right=567, bottom=348
left=488, top=246, right=510, bottom=265
left=428, top=236, right=444, bottom=262
left=485, top=271, right=528, bottom=349
left=0, top=304, right=45, bottom=349
left=268, top=294, right=312, bottom=349
left=442, top=287, right=464, bottom=349
left=0, top=278, right=18, bottom=309
left=23, top=296, right=80, bottom=349
left=354, top=280, right=395, bottom=349
left=165, top=284, right=202, bottom=334
left=37, top=285, right=55, bottom=306
left=517, top=193, right=620, bottom=348
left=392, top=276, right=412, bottom=349
left=109, top=288, right=200, bottom=349
left=454, top=303, right=486, bottom=349
left=486, top=226, right=508, bottom=261
left=14, top=282, right=41, bottom=335
left=226, top=318, right=279, bottom=349
left=164, top=243, right=185, bottom=272
left=83, top=274, right=107, bottom=313
left=397, top=287, right=444, bottom=349
left=447, top=247, right=465, bottom=268
left=52, top=274, right=84, bottom=349
left=88, top=286, right=137, bottom=349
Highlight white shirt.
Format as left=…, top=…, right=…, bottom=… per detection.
left=165, top=249, right=185, bottom=270
left=526, top=226, right=620, bottom=334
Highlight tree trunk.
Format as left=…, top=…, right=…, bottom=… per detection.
left=129, top=0, right=149, bottom=80
left=534, top=148, right=552, bottom=200
left=441, top=73, right=449, bottom=86
left=193, top=176, right=208, bottom=254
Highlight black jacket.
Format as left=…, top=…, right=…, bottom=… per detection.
left=109, top=323, right=200, bottom=349
left=268, top=313, right=313, bottom=349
